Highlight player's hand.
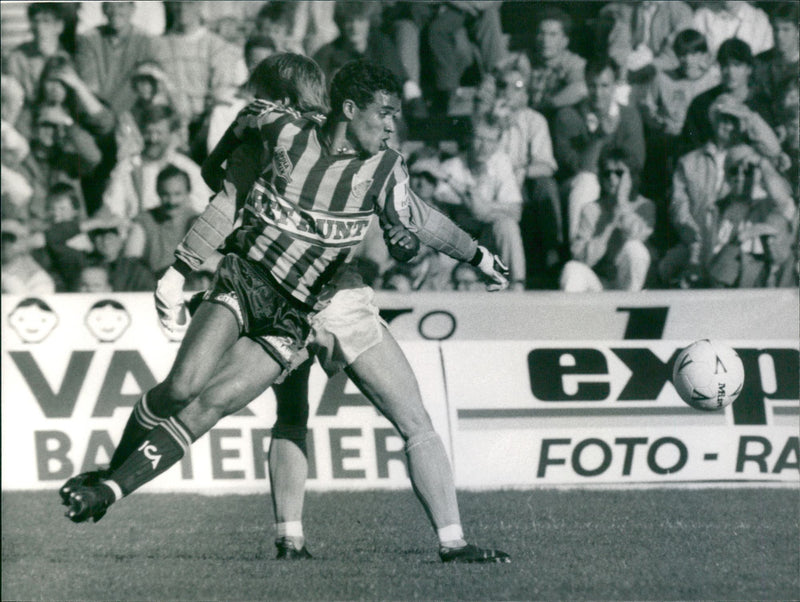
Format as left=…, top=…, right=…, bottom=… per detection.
left=384, top=224, right=420, bottom=262
left=475, top=245, right=509, bottom=292
left=154, top=266, right=189, bottom=335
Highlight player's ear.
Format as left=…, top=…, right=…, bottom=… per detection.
left=342, top=99, right=357, bottom=120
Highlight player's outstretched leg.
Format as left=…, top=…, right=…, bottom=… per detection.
left=346, top=328, right=511, bottom=564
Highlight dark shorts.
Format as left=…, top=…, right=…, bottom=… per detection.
left=204, top=254, right=310, bottom=371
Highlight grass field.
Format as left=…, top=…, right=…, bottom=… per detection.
left=2, top=487, right=798, bottom=601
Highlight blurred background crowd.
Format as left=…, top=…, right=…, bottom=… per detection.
left=1, top=1, right=797, bottom=295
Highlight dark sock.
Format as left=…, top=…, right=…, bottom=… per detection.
left=109, top=417, right=194, bottom=496
left=110, top=394, right=165, bottom=470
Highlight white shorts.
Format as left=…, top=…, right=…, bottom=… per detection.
left=308, top=286, right=387, bottom=376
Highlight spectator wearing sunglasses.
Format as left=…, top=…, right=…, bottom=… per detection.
left=560, top=146, right=655, bottom=292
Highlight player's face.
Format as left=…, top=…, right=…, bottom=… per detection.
left=535, top=20, right=568, bottom=60
left=348, top=91, right=401, bottom=156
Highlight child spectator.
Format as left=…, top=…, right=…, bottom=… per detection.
left=86, top=221, right=155, bottom=292
left=560, top=147, right=655, bottom=292
left=78, top=260, right=113, bottom=293
left=124, top=164, right=200, bottom=277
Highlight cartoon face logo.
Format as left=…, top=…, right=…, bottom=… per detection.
left=85, top=300, right=131, bottom=342
left=8, top=298, right=59, bottom=343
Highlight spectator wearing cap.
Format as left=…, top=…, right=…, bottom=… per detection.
left=17, top=103, right=101, bottom=225
left=680, top=38, right=778, bottom=156
left=156, top=1, right=248, bottom=163
left=5, top=3, right=70, bottom=104
left=553, top=55, right=646, bottom=243
left=692, top=1, right=774, bottom=58
left=1, top=219, right=56, bottom=295
left=753, top=3, right=800, bottom=121
left=85, top=219, right=155, bottom=292
left=560, top=146, right=655, bottom=292
left=74, top=1, right=159, bottom=115
left=102, top=104, right=212, bottom=220
left=660, top=93, right=785, bottom=288
left=123, top=164, right=200, bottom=277
left=704, top=144, right=797, bottom=288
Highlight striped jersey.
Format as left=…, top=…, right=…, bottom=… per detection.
left=225, top=100, right=416, bottom=309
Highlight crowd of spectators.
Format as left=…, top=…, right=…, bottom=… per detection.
left=1, top=1, right=797, bottom=295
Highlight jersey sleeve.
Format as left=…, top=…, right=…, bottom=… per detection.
left=230, top=100, right=288, bottom=149
left=377, top=154, right=477, bottom=263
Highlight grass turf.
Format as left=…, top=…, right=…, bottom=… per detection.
left=2, top=488, right=798, bottom=600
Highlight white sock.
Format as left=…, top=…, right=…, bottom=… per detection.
left=437, top=524, right=465, bottom=548
left=276, top=521, right=304, bottom=541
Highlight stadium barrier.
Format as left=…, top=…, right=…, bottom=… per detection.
left=2, top=291, right=798, bottom=492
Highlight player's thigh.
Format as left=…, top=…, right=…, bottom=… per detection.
left=193, top=336, right=283, bottom=418
left=345, top=326, right=433, bottom=438
left=156, top=301, right=241, bottom=405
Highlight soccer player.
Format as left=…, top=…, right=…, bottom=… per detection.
left=63, top=57, right=510, bottom=564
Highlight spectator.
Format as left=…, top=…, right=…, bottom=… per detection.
left=74, top=1, right=158, bottom=115
left=553, top=56, right=645, bottom=242
left=704, top=145, right=797, bottom=288
left=753, top=3, right=799, bottom=120
left=692, top=1, right=774, bottom=58
left=102, top=105, right=212, bottom=219
left=295, top=1, right=340, bottom=56
left=426, top=2, right=508, bottom=115
left=5, top=2, right=70, bottom=104
left=485, top=62, right=563, bottom=285
left=78, top=260, right=113, bottom=293
left=659, top=95, right=791, bottom=288
left=774, top=79, right=799, bottom=185
left=156, top=1, right=248, bottom=162
left=254, top=1, right=307, bottom=55
left=680, top=39, right=781, bottom=157
left=384, top=2, right=430, bottom=120
left=123, top=165, right=200, bottom=277
left=207, top=34, right=278, bottom=154
left=560, top=146, right=655, bottom=292
left=86, top=221, right=155, bottom=292
left=1, top=114, right=33, bottom=222
left=116, top=60, right=183, bottom=162
left=313, top=2, right=404, bottom=86
left=1, top=219, right=56, bottom=295
left=434, top=114, right=526, bottom=290
left=525, top=7, right=587, bottom=115
left=17, top=105, right=101, bottom=225
left=599, top=1, right=694, bottom=79
left=76, top=1, right=165, bottom=38
left=382, top=246, right=450, bottom=292
left=451, top=261, right=485, bottom=291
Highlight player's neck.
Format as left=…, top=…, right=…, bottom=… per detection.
left=322, top=121, right=358, bottom=156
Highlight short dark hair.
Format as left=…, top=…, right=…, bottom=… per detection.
left=536, top=7, right=573, bottom=38
left=28, top=2, right=66, bottom=22
left=140, top=104, right=178, bottom=129
left=770, top=2, right=799, bottom=26
left=673, top=29, right=709, bottom=57
left=585, top=55, right=620, bottom=81
left=47, top=182, right=81, bottom=210
left=248, top=52, right=329, bottom=114
left=244, top=34, right=277, bottom=66
left=333, top=1, right=378, bottom=30
left=329, top=60, right=402, bottom=116
left=599, top=145, right=638, bottom=175
left=256, top=1, right=295, bottom=26
left=717, top=38, right=754, bottom=67
left=156, top=164, right=191, bottom=193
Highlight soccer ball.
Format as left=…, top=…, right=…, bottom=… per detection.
left=672, top=340, right=744, bottom=411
